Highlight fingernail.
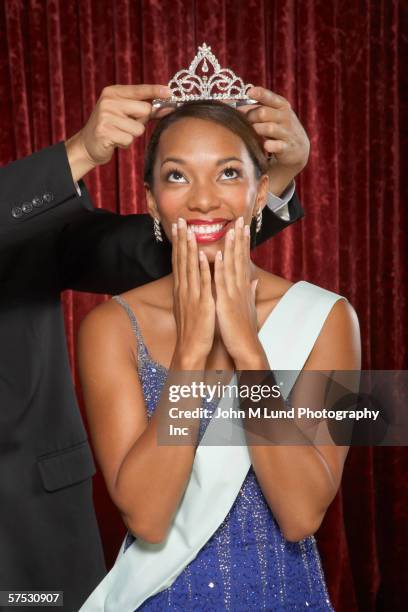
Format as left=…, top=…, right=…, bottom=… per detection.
left=237, top=216, right=244, bottom=228
left=244, top=224, right=250, bottom=236
left=160, top=85, right=171, bottom=97
left=187, top=228, right=193, bottom=241
left=178, top=217, right=184, bottom=228
left=217, top=250, right=223, bottom=261
left=229, top=229, right=235, bottom=240
left=172, top=223, right=177, bottom=235
left=199, top=250, right=205, bottom=261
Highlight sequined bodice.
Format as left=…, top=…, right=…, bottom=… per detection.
left=114, top=296, right=333, bottom=611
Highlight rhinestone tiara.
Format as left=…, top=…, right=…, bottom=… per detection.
left=152, top=43, right=257, bottom=109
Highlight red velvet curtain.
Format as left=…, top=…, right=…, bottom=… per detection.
left=1, top=1, right=406, bottom=609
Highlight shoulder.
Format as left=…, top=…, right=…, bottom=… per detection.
left=294, top=281, right=359, bottom=335
left=79, top=298, right=126, bottom=338
left=306, top=293, right=361, bottom=370
left=325, top=297, right=359, bottom=330
left=79, top=275, right=171, bottom=335
left=78, top=276, right=173, bottom=357
left=259, top=277, right=361, bottom=370
left=318, top=297, right=360, bottom=350
left=78, top=297, right=137, bottom=369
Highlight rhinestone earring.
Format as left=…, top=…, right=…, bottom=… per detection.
left=255, top=208, right=262, bottom=233
left=153, top=217, right=163, bottom=242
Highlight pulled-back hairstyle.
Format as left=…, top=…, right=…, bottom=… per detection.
left=144, top=100, right=268, bottom=188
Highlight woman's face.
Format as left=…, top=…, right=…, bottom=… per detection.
left=146, top=117, right=269, bottom=261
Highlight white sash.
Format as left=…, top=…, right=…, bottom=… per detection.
left=80, top=281, right=343, bottom=611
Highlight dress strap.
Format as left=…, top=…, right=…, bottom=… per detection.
left=112, top=295, right=148, bottom=364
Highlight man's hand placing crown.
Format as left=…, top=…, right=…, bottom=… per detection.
left=66, top=84, right=172, bottom=182
left=239, top=86, right=310, bottom=197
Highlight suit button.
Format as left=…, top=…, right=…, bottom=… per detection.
left=32, top=196, right=43, bottom=208
left=22, top=202, right=33, bottom=214
left=43, top=192, right=54, bottom=203
left=11, top=206, right=23, bottom=218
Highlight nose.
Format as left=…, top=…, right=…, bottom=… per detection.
left=186, top=181, right=220, bottom=214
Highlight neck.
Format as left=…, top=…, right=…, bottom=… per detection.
left=208, top=259, right=259, bottom=279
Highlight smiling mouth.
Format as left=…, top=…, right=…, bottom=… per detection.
left=186, top=219, right=232, bottom=243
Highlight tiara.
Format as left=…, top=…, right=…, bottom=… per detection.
left=152, top=43, right=257, bottom=109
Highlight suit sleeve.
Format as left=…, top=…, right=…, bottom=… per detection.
left=57, top=205, right=172, bottom=294
left=0, top=142, right=93, bottom=251
left=255, top=190, right=304, bottom=246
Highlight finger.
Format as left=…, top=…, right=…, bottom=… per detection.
left=244, top=223, right=251, bottom=280
left=106, top=115, right=146, bottom=138
left=247, top=87, right=290, bottom=109
left=223, top=227, right=235, bottom=295
left=118, top=101, right=151, bottom=126
left=263, top=139, right=288, bottom=155
left=150, top=106, right=176, bottom=120
left=171, top=223, right=178, bottom=288
left=104, top=84, right=171, bottom=101
left=186, top=228, right=200, bottom=297
left=245, top=106, right=284, bottom=125
left=102, top=126, right=136, bottom=149
left=236, top=102, right=260, bottom=116
left=101, top=99, right=152, bottom=123
left=234, top=216, right=248, bottom=286
left=199, top=250, right=212, bottom=298
left=214, top=250, right=226, bottom=298
left=177, top=217, right=188, bottom=289
left=251, top=122, right=290, bottom=141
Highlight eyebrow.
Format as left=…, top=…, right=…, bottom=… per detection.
left=161, top=156, right=243, bottom=167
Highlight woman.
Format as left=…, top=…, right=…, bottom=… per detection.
left=78, top=101, right=361, bottom=611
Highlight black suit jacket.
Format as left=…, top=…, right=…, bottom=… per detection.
left=0, top=142, right=303, bottom=611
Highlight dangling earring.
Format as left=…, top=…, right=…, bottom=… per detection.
left=153, top=217, right=163, bottom=242
left=255, top=208, right=262, bottom=233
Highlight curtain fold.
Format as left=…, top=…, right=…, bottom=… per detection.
left=0, top=1, right=406, bottom=609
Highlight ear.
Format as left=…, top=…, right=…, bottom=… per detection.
left=254, top=173, right=270, bottom=216
left=144, top=183, right=160, bottom=220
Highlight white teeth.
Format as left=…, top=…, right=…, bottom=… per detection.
left=189, top=223, right=224, bottom=235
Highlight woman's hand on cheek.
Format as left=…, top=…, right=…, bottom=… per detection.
left=171, top=219, right=215, bottom=370
left=214, top=218, right=269, bottom=370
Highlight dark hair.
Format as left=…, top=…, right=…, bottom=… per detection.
left=144, top=100, right=268, bottom=188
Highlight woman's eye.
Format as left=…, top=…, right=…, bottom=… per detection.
left=220, top=167, right=240, bottom=180
left=167, top=170, right=187, bottom=183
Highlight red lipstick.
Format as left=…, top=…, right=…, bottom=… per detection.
left=186, top=218, right=233, bottom=244
left=186, top=218, right=232, bottom=244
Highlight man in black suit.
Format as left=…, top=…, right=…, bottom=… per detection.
left=0, top=84, right=309, bottom=611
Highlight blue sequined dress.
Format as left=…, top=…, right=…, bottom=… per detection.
left=114, top=296, right=333, bottom=612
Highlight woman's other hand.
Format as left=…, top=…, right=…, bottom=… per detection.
left=214, top=217, right=269, bottom=370
left=171, top=218, right=215, bottom=370
left=66, top=84, right=171, bottom=182
left=241, top=87, right=310, bottom=197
